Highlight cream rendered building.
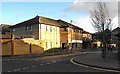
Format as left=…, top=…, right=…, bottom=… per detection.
left=10, top=16, right=60, bottom=52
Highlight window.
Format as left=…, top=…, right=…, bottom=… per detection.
left=26, top=26, right=29, bottom=30
left=64, top=28, right=67, bottom=31
left=30, top=26, right=32, bottom=31
left=46, top=25, right=47, bottom=31
left=25, top=26, right=32, bottom=31
left=50, top=42, right=52, bottom=48
left=46, top=42, right=47, bottom=48
left=79, top=30, right=82, bottom=33
left=50, top=26, right=52, bottom=32
left=74, top=29, right=76, bottom=32
left=12, top=29, right=15, bottom=32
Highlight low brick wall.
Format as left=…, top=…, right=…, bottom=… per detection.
left=31, top=44, right=44, bottom=54
left=1, top=39, right=44, bottom=56
left=1, top=42, right=11, bottom=56
left=13, top=40, right=30, bottom=55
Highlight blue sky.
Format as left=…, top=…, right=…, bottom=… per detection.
left=2, top=2, right=117, bottom=33
left=1, top=2, right=88, bottom=25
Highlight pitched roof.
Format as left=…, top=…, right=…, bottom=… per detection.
left=40, top=16, right=60, bottom=27
left=9, top=16, right=39, bottom=28
left=115, top=33, right=120, bottom=37
left=0, top=24, right=11, bottom=33
left=57, top=19, right=83, bottom=30
left=10, top=16, right=60, bottom=28
left=112, top=27, right=120, bottom=32
left=82, top=30, right=91, bottom=34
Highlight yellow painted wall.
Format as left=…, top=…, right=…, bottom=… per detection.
left=40, top=24, right=60, bottom=51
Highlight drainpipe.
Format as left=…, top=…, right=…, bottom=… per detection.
left=11, top=30, right=14, bottom=56
left=29, top=43, right=32, bottom=54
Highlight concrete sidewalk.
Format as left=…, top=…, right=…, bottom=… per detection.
left=73, top=50, right=120, bottom=71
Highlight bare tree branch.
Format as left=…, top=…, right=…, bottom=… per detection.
left=90, top=2, right=114, bottom=33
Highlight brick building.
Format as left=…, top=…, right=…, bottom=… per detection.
left=57, top=20, right=83, bottom=50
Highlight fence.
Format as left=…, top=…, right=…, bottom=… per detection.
left=0, top=39, right=44, bottom=56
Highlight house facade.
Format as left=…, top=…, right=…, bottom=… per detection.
left=111, top=27, right=120, bottom=49
left=57, top=20, right=83, bottom=50
left=1, top=16, right=85, bottom=56
left=10, top=16, right=60, bottom=52
left=82, top=31, right=92, bottom=49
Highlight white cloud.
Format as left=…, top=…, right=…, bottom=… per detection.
left=112, top=16, right=118, bottom=29
left=72, top=16, right=96, bottom=33
left=63, top=0, right=119, bottom=32
left=64, top=1, right=118, bottom=17
left=72, top=15, right=118, bottom=33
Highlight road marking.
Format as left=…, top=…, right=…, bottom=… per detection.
left=22, top=67, right=29, bottom=70
left=52, top=61, right=56, bottom=63
left=70, top=58, right=120, bottom=72
left=46, top=63, right=51, bottom=64
left=13, top=69, right=21, bottom=71
left=7, top=71, right=12, bottom=72
left=40, top=64, right=43, bottom=66
left=31, top=65, right=37, bottom=68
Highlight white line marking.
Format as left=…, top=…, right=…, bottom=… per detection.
left=47, top=63, right=51, bottom=64
left=7, top=71, right=12, bottom=72
left=22, top=67, right=29, bottom=70
left=13, top=69, right=21, bottom=71
left=70, top=58, right=120, bottom=72
left=40, top=64, right=43, bottom=66
left=53, top=61, right=56, bottom=63
left=31, top=65, right=37, bottom=68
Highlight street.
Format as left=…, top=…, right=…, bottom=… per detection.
left=2, top=51, right=106, bottom=72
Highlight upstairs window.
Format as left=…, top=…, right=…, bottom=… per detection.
left=46, top=25, right=47, bottom=31
left=12, top=29, right=15, bottom=32
left=26, top=26, right=29, bottom=30
left=30, top=26, right=32, bottom=31
left=50, top=26, right=52, bottom=32
left=73, top=29, right=75, bottom=32
left=64, top=28, right=67, bottom=31
left=25, top=26, right=32, bottom=31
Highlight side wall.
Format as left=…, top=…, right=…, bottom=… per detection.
left=12, top=24, right=39, bottom=40
left=40, top=24, right=60, bottom=51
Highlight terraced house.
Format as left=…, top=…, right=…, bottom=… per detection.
left=9, top=16, right=60, bottom=55
left=1, top=16, right=85, bottom=56
left=57, top=20, right=83, bottom=50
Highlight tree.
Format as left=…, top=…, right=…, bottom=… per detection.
left=90, top=2, right=114, bottom=61
left=90, top=2, right=114, bottom=32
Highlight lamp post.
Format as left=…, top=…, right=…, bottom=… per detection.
left=101, top=23, right=106, bottom=62
left=70, top=20, right=73, bottom=53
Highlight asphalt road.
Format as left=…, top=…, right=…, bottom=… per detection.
left=2, top=52, right=106, bottom=72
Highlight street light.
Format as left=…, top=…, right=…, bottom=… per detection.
left=70, top=20, right=73, bottom=53
left=101, top=23, right=106, bottom=62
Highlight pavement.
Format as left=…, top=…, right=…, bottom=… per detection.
left=73, top=50, right=120, bottom=71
